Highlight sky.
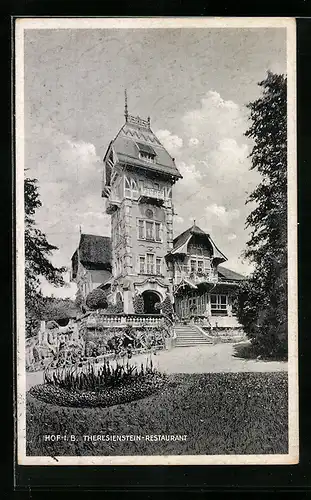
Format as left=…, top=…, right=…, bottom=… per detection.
left=23, top=26, right=287, bottom=298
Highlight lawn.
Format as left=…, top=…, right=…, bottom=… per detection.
left=26, top=372, right=288, bottom=456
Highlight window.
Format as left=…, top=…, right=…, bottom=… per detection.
left=124, top=176, right=131, bottom=198
left=146, top=221, right=154, bottom=240
left=156, top=257, right=161, bottom=275
left=188, top=257, right=209, bottom=274
left=139, top=256, right=145, bottom=274
left=138, top=220, right=162, bottom=242
left=211, top=294, right=227, bottom=310
left=138, top=219, right=144, bottom=239
left=131, top=178, right=139, bottom=199
left=114, top=210, right=122, bottom=245
left=136, top=142, right=156, bottom=163
left=197, top=260, right=204, bottom=273
left=136, top=142, right=156, bottom=156
left=204, top=259, right=211, bottom=271
left=124, top=176, right=139, bottom=199
left=146, top=254, right=154, bottom=274
left=140, top=152, right=155, bottom=163
left=211, top=294, right=228, bottom=316
left=139, top=254, right=160, bottom=275
left=155, top=222, right=161, bottom=241
left=115, top=175, right=123, bottom=199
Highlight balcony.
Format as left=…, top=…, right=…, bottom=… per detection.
left=138, top=187, right=165, bottom=206
left=174, top=269, right=218, bottom=286
left=192, top=272, right=218, bottom=285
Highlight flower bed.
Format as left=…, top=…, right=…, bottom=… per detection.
left=29, top=359, right=167, bottom=408
left=29, top=374, right=166, bottom=408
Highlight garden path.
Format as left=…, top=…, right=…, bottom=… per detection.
left=26, top=342, right=287, bottom=391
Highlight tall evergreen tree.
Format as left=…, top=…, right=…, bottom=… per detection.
left=25, top=177, right=66, bottom=336
left=237, top=72, right=287, bottom=358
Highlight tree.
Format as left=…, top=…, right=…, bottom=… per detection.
left=41, top=296, right=79, bottom=321
left=237, top=72, right=287, bottom=358
left=25, top=177, right=66, bottom=336
left=75, top=288, right=84, bottom=310
left=85, top=288, right=108, bottom=310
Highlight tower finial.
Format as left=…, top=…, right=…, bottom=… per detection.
left=193, top=219, right=196, bottom=226
left=124, top=89, right=128, bottom=121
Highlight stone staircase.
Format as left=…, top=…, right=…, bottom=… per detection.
left=174, top=324, right=213, bottom=347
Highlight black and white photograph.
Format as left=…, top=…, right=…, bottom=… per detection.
left=15, top=17, right=298, bottom=465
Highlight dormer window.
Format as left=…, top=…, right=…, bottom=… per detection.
left=136, top=142, right=156, bottom=163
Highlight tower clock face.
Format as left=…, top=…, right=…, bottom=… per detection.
left=146, top=208, right=153, bottom=219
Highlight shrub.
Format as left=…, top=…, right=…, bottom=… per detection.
left=86, top=289, right=108, bottom=310
left=105, top=300, right=124, bottom=314
left=133, top=294, right=144, bottom=314
left=32, top=346, right=40, bottom=362
left=162, top=295, right=174, bottom=318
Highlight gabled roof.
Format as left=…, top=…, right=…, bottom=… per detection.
left=218, top=266, right=245, bottom=281
left=170, top=224, right=227, bottom=263
left=172, top=224, right=206, bottom=251
left=109, top=115, right=182, bottom=180
left=72, top=234, right=112, bottom=270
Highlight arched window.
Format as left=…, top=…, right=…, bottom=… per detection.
left=124, top=176, right=131, bottom=198
left=131, top=178, right=139, bottom=199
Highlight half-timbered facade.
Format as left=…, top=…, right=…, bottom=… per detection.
left=166, top=224, right=244, bottom=327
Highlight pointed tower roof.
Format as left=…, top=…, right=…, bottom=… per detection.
left=107, top=111, right=182, bottom=180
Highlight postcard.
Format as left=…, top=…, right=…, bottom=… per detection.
left=15, top=17, right=298, bottom=465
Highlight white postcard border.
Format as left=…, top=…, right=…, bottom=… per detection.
left=15, top=16, right=298, bottom=466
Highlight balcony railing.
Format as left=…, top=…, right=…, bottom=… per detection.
left=79, top=312, right=166, bottom=328
left=174, top=269, right=218, bottom=285
left=138, top=187, right=165, bottom=206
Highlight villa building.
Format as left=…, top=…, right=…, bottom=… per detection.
left=71, top=104, right=245, bottom=328
left=71, top=233, right=112, bottom=298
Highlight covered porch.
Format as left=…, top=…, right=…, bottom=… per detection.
left=174, top=280, right=241, bottom=328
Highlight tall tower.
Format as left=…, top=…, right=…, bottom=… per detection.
left=102, top=103, right=182, bottom=314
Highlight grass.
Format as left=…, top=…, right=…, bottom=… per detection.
left=26, top=372, right=288, bottom=456
left=233, top=342, right=288, bottom=361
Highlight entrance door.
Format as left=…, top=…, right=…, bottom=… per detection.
left=142, top=291, right=161, bottom=314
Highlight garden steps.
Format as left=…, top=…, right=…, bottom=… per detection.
left=174, top=325, right=213, bottom=347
